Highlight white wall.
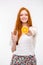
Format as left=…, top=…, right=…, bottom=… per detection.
left=0, top=0, right=43, bottom=65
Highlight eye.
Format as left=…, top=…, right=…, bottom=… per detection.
left=20, top=14, right=28, bottom=16
left=20, top=14, right=23, bottom=16
left=25, top=14, right=28, bottom=16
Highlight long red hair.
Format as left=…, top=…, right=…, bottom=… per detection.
left=13, top=7, right=32, bottom=45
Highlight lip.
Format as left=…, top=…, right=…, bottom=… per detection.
left=22, top=17, right=27, bottom=20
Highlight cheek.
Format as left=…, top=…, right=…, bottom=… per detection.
left=26, top=16, right=28, bottom=19
left=20, top=16, right=23, bottom=21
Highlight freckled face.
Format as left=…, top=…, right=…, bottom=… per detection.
left=20, top=10, right=28, bottom=23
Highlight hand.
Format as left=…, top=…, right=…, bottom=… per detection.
left=26, top=30, right=32, bottom=36
left=11, top=31, right=18, bottom=43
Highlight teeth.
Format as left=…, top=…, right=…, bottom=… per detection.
left=22, top=18, right=26, bottom=20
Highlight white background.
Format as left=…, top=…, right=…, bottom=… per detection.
left=0, top=0, right=43, bottom=65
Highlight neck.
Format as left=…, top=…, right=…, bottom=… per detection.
left=22, top=22, right=28, bottom=27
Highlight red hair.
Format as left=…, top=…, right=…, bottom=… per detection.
left=13, top=7, right=32, bottom=45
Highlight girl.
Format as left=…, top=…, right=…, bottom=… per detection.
left=10, top=7, right=37, bottom=65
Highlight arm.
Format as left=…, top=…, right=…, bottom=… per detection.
left=27, top=26, right=37, bottom=37
left=11, top=31, right=18, bottom=52
left=29, top=26, right=37, bottom=37
left=11, top=40, right=16, bottom=52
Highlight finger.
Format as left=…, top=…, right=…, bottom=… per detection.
left=16, top=31, right=18, bottom=36
left=11, top=32, right=14, bottom=35
left=11, top=32, right=13, bottom=37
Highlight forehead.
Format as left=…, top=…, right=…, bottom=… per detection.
left=20, top=10, right=28, bottom=14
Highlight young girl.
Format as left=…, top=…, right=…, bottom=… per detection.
left=10, top=7, right=37, bottom=65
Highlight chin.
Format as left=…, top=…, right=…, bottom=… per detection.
left=22, top=21, right=27, bottom=23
